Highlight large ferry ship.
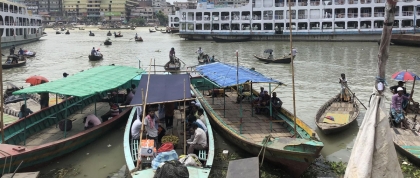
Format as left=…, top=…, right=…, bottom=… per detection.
left=168, top=0, right=420, bottom=40
left=0, top=0, right=43, bottom=48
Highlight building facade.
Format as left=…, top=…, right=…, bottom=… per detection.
left=62, top=0, right=126, bottom=21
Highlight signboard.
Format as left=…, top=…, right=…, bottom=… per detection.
left=104, top=12, right=121, bottom=16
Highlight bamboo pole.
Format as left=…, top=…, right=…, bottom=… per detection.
left=136, top=59, right=153, bottom=169
left=288, top=0, right=297, bottom=137
left=0, top=37, right=3, bottom=142
left=183, top=79, right=187, bottom=154
left=119, top=98, right=197, bottom=108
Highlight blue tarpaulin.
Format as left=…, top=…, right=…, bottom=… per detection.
left=195, top=62, right=281, bottom=87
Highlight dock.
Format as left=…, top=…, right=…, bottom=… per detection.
left=390, top=34, right=420, bottom=46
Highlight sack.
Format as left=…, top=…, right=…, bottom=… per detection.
left=58, top=119, right=72, bottom=131
left=178, top=154, right=202, bottom=167
left=154, top=160, right=189, bottom=178
left=140, top=139, right=155, bottom=157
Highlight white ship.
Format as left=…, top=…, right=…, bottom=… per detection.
left=0, top=0, right=43, bottom=48
left=168, top=0, right=420, bottom=36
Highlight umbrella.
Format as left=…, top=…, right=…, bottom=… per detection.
left=264, top=49, right=273, bottom=53
left=391, top=70, right=420, bottom=81
left=26, top=76, right=49, bottom=86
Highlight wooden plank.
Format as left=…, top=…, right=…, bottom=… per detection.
left=227, top=157, right=259, bottom=178
left=2, top=172, right=40, bottom=178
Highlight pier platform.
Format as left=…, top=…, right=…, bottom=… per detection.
left=391, top=34, right=420, bottom=46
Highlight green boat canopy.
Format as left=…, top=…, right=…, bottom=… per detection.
left=13, top=65, right=145, bottom=97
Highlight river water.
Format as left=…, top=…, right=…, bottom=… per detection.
left=2, top=27, right=420, bottom=177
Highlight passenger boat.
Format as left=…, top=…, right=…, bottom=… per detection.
left=135, top=37, right=143, bottom=42
left=168, top=0, right=420, bottom=37
left=107, top=32, right=112, bottom=36
left=0, top=65, right=144, bottom=174
left=56, top=31, right=61, bottom=34
left=149, top=29, right=156, bottom=33
left=253, top=55, right=291, bottom=63
left=192, top=62, right=323, bottom=177
left=104, top=40, right=112, bottom=45
left=0, top=1, right=44, bottom=48
left=2, top=55, right=26, bottom=69
left=212, top=36, right=251, bottom=42
left=315, top=93, right=360, bottom=135
left=124, top=74, right=214, bottom=178
left=89, top=54, right=103, bottom=61
left=23, top=50, right=36, bottom=57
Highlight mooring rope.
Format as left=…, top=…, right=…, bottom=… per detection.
left=257, top=134, right=272, bottom=167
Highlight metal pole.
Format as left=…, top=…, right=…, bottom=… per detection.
left=0, top=37, right=4, bottom=142
left=64, top=95, right=68, bottom=138
left=288, top=0, right=297, bottom=137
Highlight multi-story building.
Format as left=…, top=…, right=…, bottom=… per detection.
left=63, top=0, right=126, bottom=21
left=38, top=0, right=63, bottom=17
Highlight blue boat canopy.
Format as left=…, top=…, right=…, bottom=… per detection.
left=195, top=62, right=281, bottom=87
left=130, top=74, right=192, bottom=105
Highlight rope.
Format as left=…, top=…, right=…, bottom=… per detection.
left=376, top=76, right=388, bottom=86
left=257, top=134, right=272, bottom=167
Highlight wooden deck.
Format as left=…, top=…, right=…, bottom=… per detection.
left=392, top=113, right=420, bottom=165
left=22, top=102, right=109, bottom=147
left=317, top=101, right=358, bottom=128
left=203, top=91, right=292, bottom=144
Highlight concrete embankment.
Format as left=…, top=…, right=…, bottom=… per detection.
left=179, top=34, right=381, bottom=42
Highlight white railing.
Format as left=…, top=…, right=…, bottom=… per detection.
left=286, top=2, right=296, bottom=6
left=360, top=12, right=371, bottom=17
left=347, top=13, right=358, bottom=18
left=203, top=17, right=210, bottom=21
left=374, top=0, right=385, bottom=3
left=360, top=0, right=372, bottom=3
left=274, top=15, right=284, bottom=19
left=402, top=11, right=413, bottom=16
left=252, top=16, right=261, bottom=20
left=348, top=0, right=358, bottom=4
left=310, top=15, right=320, bottom=19
left=275, top=3, right=284, bottom=7
left=335, top=13, right=345, bottom=18
left=241, top=16, right=251, bottom=20
left=298, top=2, right=307, bottom=6
left=221, top=16, right=229, bottom=20
left=286, top=15, right=296, bottom=19
left=335, top=0, right=345, bottom=5
left=298, top=14, right=307, bottom=19
left=374, top=12, right=384, bottom=17
left=263, top=15, right=273, bottom=20
left=196, top=16, right=202, bottom=21
left=401, top=0, right=414, bottom=2
left=310, top=1, right=320, bottom=6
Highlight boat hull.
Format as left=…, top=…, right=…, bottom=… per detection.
left=315, top=94, right=360, bottom=135
left=253, top=55, right=291, bottom=63
left=114, top=35, right=123, bottom=37
left=89, top=55, right=103, bottom=61
left=212, top=36, right=251, bottom=42
left=104, top=41, right=112, bottom=45
left=164, top=61, right=180, bottom=71
left=2, top=61, right=26, bottom=69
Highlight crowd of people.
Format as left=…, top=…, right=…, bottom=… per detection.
left=252, top=87, right=283, bottom=114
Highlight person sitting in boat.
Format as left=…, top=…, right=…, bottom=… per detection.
left=291, top=47, right=297, bottom=57
left=122, top=88, right=134, bottom=105
left=83, top=114, right=102, bottom=130
left=391, top=87, right=414, bottom=129
left=91, top=47, right=96, bottom=56
left=101, top=102, right=120, bottom=122
left=118, top=32, right=121, bottom=35
left=89, top=31, right=92, bottom=34
left=270, top=92, right=283, bottom=109
left=18, top=104, right=33, bottom=119
left=196, top=47, right=204, bottom=58
left=131, top=107, right=143, bottom=140
left=255, top=90, right=271, bottom=114
left=135, top=33, right=138, bottom=40
left=187, top=122, right=207, bottom=154
left=339, top=73, right=350, bottom=102
left=268, top=52, right=274, bottom=60
left=210, top=55, right=215, bottom=62
left=169, top=47, right=176, bottom=63
left=253, top=87, right=265, bottom=105
left=187, top=115, right=207, bottom=133
left=390, top=81, right=411, bottom=110
left=96, top=49, right=101, bottom=56
left=18, top=48, right=24, bottom=55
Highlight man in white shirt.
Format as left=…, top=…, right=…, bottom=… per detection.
left=291, top=47, right=297, bottom=57
left=187, top=123, right=207, bottom=154
left=131, top=116, right=142, bottom=139
left=339, top=73, right=350, bottom=102
left=143, top=110, right=159, bottom=148
left=83, top=114, right=102, bottom=130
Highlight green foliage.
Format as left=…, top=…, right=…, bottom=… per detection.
left=155, top=11, right=168, bottom=26
left=400, top=160, right=420, bottom=177
left=325, top=161, right=347, bottom=176
left=129, top=17, right=146, bottom=26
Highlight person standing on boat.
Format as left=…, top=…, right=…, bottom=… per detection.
left=339, top=73, right=350, bottom=102
left=91, top=47, right=96, bottom=56
left=291, top=47, right=297, bottom=57
left=135, top=33, right=138, bottom=40
left=196, top=47, right=204, bottom=58
left=143, top=109, right=159, bottom=148
left=187, top=122, right=207, bottom=154
left=391, top=87, right=413, bottom=129
left=9, top=45, right=15, bottom=55
left=268, top=52, right=274, bottom=60
left=169, top=47, right=176, bottom=63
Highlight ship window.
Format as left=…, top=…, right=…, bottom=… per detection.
left=310, top=22, right=320, bottom=29
left=360, top=21, right=371, bottom=29
left=393, top=20, right=400, bottom=28
left=264, top=23, right=273, bottom=30
left=334, top=21, right=345, bottom=29
left=204, top=23, right=211, bottom=30
left=347, top=21, right=358, bottom=29
left=297, top=22, right=307, bottom=30
left=212, top=24, right=219, bottom=30
left=401, top=20, right=413, bottom=27
left=195, top=23, right=202, bottom=30
left=275, top=0, right=285, bottom=7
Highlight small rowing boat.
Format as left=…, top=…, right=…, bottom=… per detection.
left=2, top=55, right=26, bottom=69
left=89, top=54, right=103, bottom=61
left=253, top=55, right=291, bottom=64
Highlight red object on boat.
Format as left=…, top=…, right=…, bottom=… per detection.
left=157, top=143, right=174, bottom=153
left=25, top=76, right=49, bottom=86
left=325, top=116, right=335, bottom=121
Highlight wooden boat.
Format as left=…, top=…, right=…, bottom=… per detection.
left=315, top=93, right=360, bottom=135
left=161, top=31, right=167, bottom=34
left=130, top=26, right=136, bottom=30
left=124, top=92, right=214, bottom=178
left=79, top=27, right=85, bottom=30
left=56, top=31, right=61, bottom=34
left=391, top=102, right=420, bottom=166
left=107, top=32, right=112, bottom=36
left=164, top=60, right=181, bottom=71
left=135, top=37, right=143, bottom=42
left=114, top=33, right=123, bottom=37
left=60, top=28, right=65, bottom=31
left=0, top=66, right=141, bottom=174
left=197, top=54, right=218, bottom=65
left=149, top=29, right=156, bottom=33
left=89, top=33, right=95, bottom=36
left=191, top=64, right=323, bottom=177
left=253, top=55, right=292, bottom=64
left=88, top=54, right=103, bottom=61
left=2, top=55, right=26, bottom=69
left=104, top=40, right=112, bottom=45
left=212, top=36, right=251, bottom=43
left=65, top=31, right=70, bottom=35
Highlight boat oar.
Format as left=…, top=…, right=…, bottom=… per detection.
left=129, top=38, right=133, bottom=41
left=345, top=85, right=367, bottom=109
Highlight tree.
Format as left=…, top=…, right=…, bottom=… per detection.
left=155, top=11, right=168, bottom=26
left=129, top=17, right=146, bottom=26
